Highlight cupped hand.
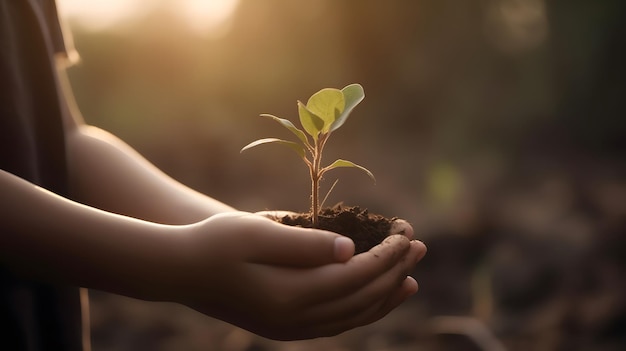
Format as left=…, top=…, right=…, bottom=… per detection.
left=177, top=212, right=426, bottom=340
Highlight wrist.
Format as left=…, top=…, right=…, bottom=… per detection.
left=138, top=224, right=196, bottom=302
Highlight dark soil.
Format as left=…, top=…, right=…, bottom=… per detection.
left=277, top=205, right=394, bottom=254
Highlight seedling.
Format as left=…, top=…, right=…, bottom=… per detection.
left=241, top=83, right=375, bottom=227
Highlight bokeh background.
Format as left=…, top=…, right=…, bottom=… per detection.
left=58, top=0, right=625, bottom=350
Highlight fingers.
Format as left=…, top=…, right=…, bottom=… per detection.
left=320, top=235, right=413, bottom=299
left=389, top=218, right=414, bottom=239
left=303, top=239, right=425, bottom=322
left=313, top=276, right=419, bottom=338
left=268, top=235, right=414, bottom=309
left=242, top=234, right=418, bottom=311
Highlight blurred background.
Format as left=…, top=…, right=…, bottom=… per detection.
left=58, top=0, right=625, bottom=350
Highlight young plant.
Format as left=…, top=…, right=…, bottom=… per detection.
left=241, top=83, right=375, bottom=227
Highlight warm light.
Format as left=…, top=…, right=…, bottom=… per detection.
left=175, top=0, right=240, bottom=36
left=56, top=0, right=142, bottom=30
left=56, top=0, right=240, bottom=35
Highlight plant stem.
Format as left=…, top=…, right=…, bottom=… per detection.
left=311, top=167, right=319, bottom=227
left=310, top=149, right=321, bottom=227
left=310, top=134, right=328, bottom=227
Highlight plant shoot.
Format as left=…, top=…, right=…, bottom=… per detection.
left=241, top=83, right=375, bottom=226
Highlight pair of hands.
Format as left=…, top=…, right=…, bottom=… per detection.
left=174, top=211, right=426, bottom=340
left=59, top=123, right=426, bottom=339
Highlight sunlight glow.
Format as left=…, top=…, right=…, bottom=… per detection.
left=57, top=0, right=240, bottom=35
left=56, top=0, right=142, bottom=30
left=176, top=0, right=240, bottom=35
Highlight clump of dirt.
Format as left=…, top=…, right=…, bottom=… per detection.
left=278, top=205, right=394, bottom=254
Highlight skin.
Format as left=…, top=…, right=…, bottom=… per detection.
left=0, top=66, right=427, bottom=341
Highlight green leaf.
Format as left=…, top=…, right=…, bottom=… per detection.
left=306, top=88, right=345, bottom=133
left=298, top=101, right=325, bottom=140
left=260, top=114, right=311, bottom=148
left=330, top=83, right=365, bottom=133
left=321, top=159, right=376, bottom=183
left=241, top=138, right=306, bottom=159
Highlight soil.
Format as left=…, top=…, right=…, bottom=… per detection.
left=277, top=204, right=394, bottom=254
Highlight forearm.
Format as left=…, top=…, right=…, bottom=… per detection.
left=57, top=66, right=234, bottom=225
left=65, top=125, right=235, bottom=224
left=0, top=169, right=185, bottom=300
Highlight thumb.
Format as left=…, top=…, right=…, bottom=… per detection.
left=243, top=215, right=355, bottom=266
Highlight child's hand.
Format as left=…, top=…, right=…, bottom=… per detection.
left=175, top=212, right=426, bottom=340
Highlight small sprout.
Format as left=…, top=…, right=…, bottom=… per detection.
left=241, top=83, right=375, bottom=227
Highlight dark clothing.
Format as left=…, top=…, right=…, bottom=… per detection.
left=1, top=0, right=84, bottom=349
